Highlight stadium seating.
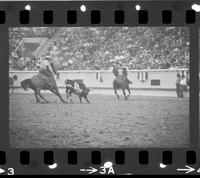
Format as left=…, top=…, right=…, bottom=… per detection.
left=9, top=27, right=189, bottom=70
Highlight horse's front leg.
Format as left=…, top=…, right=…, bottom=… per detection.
left=79, top=95, right=82, bottom=103
left=127, top=87, right=131, bottom=98
left=84, top=96, right=90, bottom=103
left=38, top=92, right=49, bottom=103
left=122, top=89, right=127, bottom=100
left=51, top=87, right=67, bottom=103
left=114, top=89, right=120, bottom=99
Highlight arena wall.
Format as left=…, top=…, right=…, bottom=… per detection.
left=9, top=69, right=189, bottom=97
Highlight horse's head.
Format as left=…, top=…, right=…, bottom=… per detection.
left=21, top=79, right=30, bottom=90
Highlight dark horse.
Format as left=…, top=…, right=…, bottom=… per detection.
left=113, top=75, right=132, bottom=100
left=9, top=75, right=18, bottom=94
left=20, top=64, right=66, bottom=103
left=65, top=79, right=90, bottom=103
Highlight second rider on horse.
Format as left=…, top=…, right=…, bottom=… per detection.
left=121, top=63, right=132, bottom=84
left=112, top=63, right=132, bottom=84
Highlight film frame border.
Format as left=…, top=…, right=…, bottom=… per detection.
left=0, top=0, right=199, bottom=175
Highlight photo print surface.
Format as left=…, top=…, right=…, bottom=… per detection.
left=9, top=27, right=189, bottom=148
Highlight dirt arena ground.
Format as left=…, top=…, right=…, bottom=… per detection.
left=9, top=93, right=189, bottom=148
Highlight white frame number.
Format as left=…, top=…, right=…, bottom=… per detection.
left=7, top=168, right=14, bottom=175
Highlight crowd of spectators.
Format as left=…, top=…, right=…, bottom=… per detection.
left=9, top=27, right=189, bottom=70
left=9, top=27, right=57, bottom=70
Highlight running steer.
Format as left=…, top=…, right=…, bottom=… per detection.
left=65, top=79, right=90, bottom=103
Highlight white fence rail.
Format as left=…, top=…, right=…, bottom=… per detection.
left=9, top=69, right=189, bottom=90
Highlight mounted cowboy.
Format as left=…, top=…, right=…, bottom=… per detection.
left=111, top=62, right=132, bottom=84
left=121, top=63, right=132, bottom=84
left=21, top=55, right=66, bottom=103
left=111, top=62, right=133, bottom=100
left=38, top=56, right=57, bottom=90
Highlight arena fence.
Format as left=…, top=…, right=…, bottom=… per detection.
left=9, top=69, right=189, bottom=97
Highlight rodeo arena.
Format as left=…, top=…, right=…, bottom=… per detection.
left=9, top=27, right=190, bottom=148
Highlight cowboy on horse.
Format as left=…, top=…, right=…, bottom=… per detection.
left=38, top=56, right=58, bottom=90
left=121, top=63, right=132, bottom=84
left=21, top=55, right=67, bottom=103
left=111, top=62, right=133, bottom=100
left=111, top=62, right=132, bottom=84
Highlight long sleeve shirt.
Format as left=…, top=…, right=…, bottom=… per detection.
left=40, top=60, right=54, bottom=74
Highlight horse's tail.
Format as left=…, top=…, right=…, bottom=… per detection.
left=13, top=75, right=17, bottom=81
left=21, top=79, right=31, bottom=90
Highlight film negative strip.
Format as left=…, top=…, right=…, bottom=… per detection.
left=0, top=0, right=199, bottom=175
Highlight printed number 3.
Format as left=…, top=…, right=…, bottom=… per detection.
left=8, top=168, right=14, bottom=175
left=99, top=166, right=106, bottom=174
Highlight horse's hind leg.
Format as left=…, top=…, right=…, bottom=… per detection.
left=114, top=89, right=120, bottom=99
left=127, top=87, right=131, bottom=98
left=34, top=91, right=40, bottom=103
left=122, top=89, right=127, bottom=100
left=38, top=92, right=49, bottom=103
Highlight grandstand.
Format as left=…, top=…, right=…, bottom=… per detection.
left=9, top=27, right=189, bottom=71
